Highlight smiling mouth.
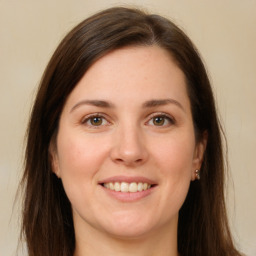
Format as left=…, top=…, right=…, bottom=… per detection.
left=101, top=182, right=155, bottom=193
left=101, top=182, right=156, bottom=193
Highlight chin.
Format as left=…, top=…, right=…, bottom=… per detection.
left=98, top=211, right=161, bottom=239
left=104, top=224, right=153, bottom=240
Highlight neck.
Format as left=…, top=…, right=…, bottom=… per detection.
left=73, top=219, right=179, bottom=256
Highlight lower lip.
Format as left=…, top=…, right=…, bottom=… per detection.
left=100, top=185, right=156, bottom=202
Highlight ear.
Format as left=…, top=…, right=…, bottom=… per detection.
left=191, top=131, right=208, bottom=181
left=49, top=140, right=61, bottom=178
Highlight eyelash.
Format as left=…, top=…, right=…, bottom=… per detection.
left=81, top=112, right=175, bottom=128
left=146, top=113, right=175, bottom=127
left=81, top=113, right=110, bottom=128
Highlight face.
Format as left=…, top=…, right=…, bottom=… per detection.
left=51, top=46, right=206, bottom=240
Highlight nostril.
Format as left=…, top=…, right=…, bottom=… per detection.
left=113, top=157, right=144, bottom=166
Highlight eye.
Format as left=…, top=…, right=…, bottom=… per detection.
left=82, top=114, right=109, bottom=127
left=89, top=116, right=104, bottom=126
left=147, top=114, right=175, bottom=127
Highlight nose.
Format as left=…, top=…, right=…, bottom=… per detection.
left=110, top=124, right=148, bottom=166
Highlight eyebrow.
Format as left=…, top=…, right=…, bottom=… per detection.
left=70, top=100, right=114, bottom=112
left=142, top=99, right=185, bottom=111
left=70, top=98, right=184, bottom=113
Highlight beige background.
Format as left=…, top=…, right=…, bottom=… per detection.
left=0, top=0, right=255, bottom=255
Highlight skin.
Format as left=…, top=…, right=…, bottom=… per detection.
left=51, top=46, right=207, bottom=256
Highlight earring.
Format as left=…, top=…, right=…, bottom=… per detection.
left=195, top=169, right=200, bottom=180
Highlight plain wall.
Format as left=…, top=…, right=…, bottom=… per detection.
left=0, top=0, right=255, bottom=255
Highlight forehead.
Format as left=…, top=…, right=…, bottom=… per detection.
left=63, top=45, right=190, bottom=110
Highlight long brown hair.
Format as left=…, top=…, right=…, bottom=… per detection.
left=21, top=7, right=243, bottom=256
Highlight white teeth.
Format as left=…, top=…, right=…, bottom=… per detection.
left=114, top=182, right=121, bottom=192
left=103, top=181, right=152, bottom=193
left=129, top=182, right=138, bottom=192
left=120, top=182, right=129, bottom=192
left=109, top=182, right=114, bottom=190
left=137, top=182, right=143, bottom=192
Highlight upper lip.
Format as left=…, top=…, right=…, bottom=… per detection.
left=98, top=176, right=157, bottom=185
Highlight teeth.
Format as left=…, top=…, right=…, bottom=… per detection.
left=129, top=182, right=137, bottom=192
left=104, top=183, right=110, bottom=189
left=103, top=182, right=152, bottom=193
left=114, top=182, right=121, bottom=192
left=120, top=182, right=129, bottom=192
left=137, top=182, right=143, bottom=192
left=109, top=182, right=114, bottom=190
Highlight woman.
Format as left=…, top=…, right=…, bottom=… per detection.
left=21, top=7, right=243, bottom=256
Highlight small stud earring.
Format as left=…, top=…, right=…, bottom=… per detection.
left=195, top=169, right=200, bottom=180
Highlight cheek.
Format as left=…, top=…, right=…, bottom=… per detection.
left=57, top=131, right=107, bottom=174
left=55, top=131, right=108, bottom=203
left=58, top=138, right=89, bottom=175
left=153, top=132, right=195, bottom=175
left=151, top=132, right=195, bottom=208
